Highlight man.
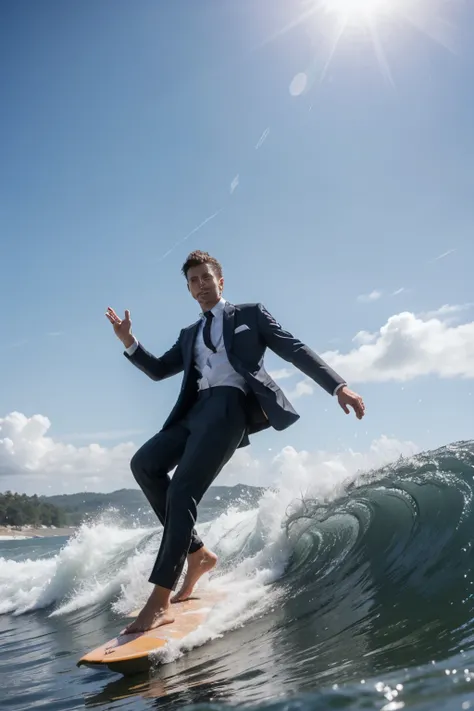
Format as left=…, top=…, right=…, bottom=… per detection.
left=106, top=250, right=365, bottom=634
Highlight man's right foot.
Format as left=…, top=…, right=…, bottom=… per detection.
left=119, top=585, right=174, bottom=636
left=120, top=607, right=174, bottom=637
left=171, top=547, right=218, bottom=603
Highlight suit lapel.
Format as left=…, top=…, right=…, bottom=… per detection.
left=184, top=320, right=201, bottom=372
left=223, top=302, right=235, bottom=354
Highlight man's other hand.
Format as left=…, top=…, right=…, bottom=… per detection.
left=337, top=386, right=365, bottom=420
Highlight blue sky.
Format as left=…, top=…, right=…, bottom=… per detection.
left=1, top=0, right=473, bottom=494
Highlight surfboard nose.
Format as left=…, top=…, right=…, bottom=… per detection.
left=77, top=589, right=226, bottom=676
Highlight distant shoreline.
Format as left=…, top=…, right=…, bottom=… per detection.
left=0, top=526, right=76, bottom=540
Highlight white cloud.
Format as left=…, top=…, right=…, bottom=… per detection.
left=352, top=330, right=377, bottom=346
left=392, top=287, right=405, bottom=296
left=268, top=370, right=315, bottom=399
left=268, top=368, right=296, bottom=380
left=0, top=412, right=135, bottom=495
left=58, top=429, right=144, bottom=442
left=0, top=411, right=419, bottom=497
left=285, top=379, right=314, bottom=400
left=322, top=305, right=474, bottom=382
left=357, top=290, right=382, bottom=303
left=219, top=435, right=420, bottom=495
left=3, top=298, right=471, bottom=496
left=419, top=303, right=473, bottom=322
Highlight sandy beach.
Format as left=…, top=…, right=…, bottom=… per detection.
left=0, top=526, right=76, bottom=540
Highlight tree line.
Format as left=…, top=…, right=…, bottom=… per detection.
left=0, top=491, right=66, bottom=527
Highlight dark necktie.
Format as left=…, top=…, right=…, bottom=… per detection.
left=203, top=311, right=216, bottom=353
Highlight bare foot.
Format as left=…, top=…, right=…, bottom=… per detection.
left=171, top=547, right=218, bottom=603
left=121, top=608, right=174, bottom=636
left=120, top=586, right=174, bottom=635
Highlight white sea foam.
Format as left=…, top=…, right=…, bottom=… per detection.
left=0, top=447, right=405, bottom=661
left=0, top=484, right=297, bottom=655
left=0, top=522, right=151, bottom=615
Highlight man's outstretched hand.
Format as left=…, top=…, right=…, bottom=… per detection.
left=105, top=307, right=135, bottom=348
left=337, top=386, right=365, bottom=420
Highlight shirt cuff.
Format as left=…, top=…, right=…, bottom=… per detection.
left=333, top=382, right=346, bottom=396
left=124, top=338, right=138, bottom=356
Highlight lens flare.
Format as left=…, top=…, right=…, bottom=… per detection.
left=280, top=0, right=458, bottom=89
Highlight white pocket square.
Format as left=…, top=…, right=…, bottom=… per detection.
left=234, top=324, right=250, bottom=334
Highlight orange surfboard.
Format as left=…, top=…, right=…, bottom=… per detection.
left=77, top=590, right=225, bottom=676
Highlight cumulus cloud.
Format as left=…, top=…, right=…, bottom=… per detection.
left=219, top=435, right=420, bottom=495
left=352, top=330, right=377, bottom=346
left=3, top=302, right=471, bottom=495
left=270, top=304, right=474, bottom=385
left=0, top=411, right=419, bottom=496
left=322, top=305, right=474, bottom=382
left=0, top=412, right=135, bottom=495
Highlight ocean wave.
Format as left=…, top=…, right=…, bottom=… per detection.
left=1, top=440, right=473, bottom=676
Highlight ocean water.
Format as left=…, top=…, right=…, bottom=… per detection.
left=1, top=440, right=474, bottom=711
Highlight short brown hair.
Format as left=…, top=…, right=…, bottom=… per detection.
left=181, top=250, right=223, bottom=280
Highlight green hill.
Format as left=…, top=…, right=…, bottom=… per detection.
left=0, top=491, right=66, bottom=527
left=41, top=484, right=266, bottom=526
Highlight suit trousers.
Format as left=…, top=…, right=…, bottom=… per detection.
left=130, top=386, right=247, bottom=590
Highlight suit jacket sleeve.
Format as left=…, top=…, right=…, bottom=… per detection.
left=123, top=334, right=184, bottom=381
left=256, top=304, right=346, bottom=395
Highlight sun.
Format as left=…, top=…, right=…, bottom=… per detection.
left=320, top=0, right=391, bottom=21
left=281, top=0, right=458, bottom=89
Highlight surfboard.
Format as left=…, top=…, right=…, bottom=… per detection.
left=77, top=589, right=225, bottom=676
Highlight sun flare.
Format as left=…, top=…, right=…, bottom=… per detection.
left=279, top=0, right=458, bottom=91
left=321, top=0, right=391, bottom=21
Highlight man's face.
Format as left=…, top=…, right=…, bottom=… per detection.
left=187, top=263, right=224, bottom=311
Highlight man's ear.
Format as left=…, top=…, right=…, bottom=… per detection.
left=219, top=277, right=224, bottom=294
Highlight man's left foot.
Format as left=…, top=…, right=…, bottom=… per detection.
left=172, top=547, right=218, bottom=603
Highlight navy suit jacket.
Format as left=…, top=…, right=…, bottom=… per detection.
left=124, top=302, right=346, bottom=448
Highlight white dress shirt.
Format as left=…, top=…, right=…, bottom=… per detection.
left=193, top=298, right=247, bottom=392
left=125, top=298, right=345, bottom=396
left=125, top=298, right=247, bottom=392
